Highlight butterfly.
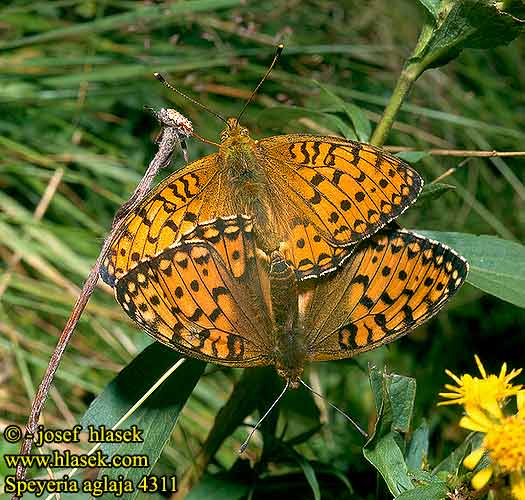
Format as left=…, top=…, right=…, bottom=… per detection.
left=100, top=120, right=423, bottom=287
left=114, top=215, right=468, bottom=388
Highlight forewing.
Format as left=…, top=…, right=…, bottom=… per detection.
left=115, top=215, right=274, bottom=367
left=302, top=230, right=468, bottom=361
left=260, top=135, right=422, bottom=278
left=101, top=153, right=223, bottom=287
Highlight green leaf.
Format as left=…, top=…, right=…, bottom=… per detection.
left=364, top=367, right=415, bottom=496
left=395, top=482, right=448, bottom=500
left=186, top=475, right=249, bottom=500
left=394, top=151, right=429, bottom=163
left=364, top=432, right=414, bottom=496
left=0, top=0, right=243, bottom=50
left=417, top=0, right=440, bottom=19
left=292, top=453, right=321, bottom=500
left=413, top=0, right=525, bottom=70
left=388, top=374, right=416, bottom=433
left=406, top=420, right=429, bottom=470
left=413, top=231, right=525, bottom=308
left=343, top=102, right=372, bottom=142
left=369, top=365, right=387, bottom=418
left=315, top=81, right=372, bottom=141
left=433, top=433, right=481, bottom=475
left=81, top=343, right=206, bottom=500
left=369, top=367, right=416, bottom=433
left=257, top=105, right=357, bottom=139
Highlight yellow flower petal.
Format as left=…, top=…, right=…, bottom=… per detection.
left=439, top=357, right=522, bottom=411
left=471, top=466, right=493, bottom=490
left=463, top=447, right=485, bottom=470
left=464, top=405, right=496, bottom=430
left=460, top=415, right=491, bottom=433
left=507, top=368, right=523, bottom=383
left=517, top=391, right=525, bottom=414
left=445, top=369, right=463, bottom=386
left=439, top=392, right=463, bottom=398
left=482, top=397, right=504, bottom=420
left=437, top=400, right=460, bottom=406
left=475, top=355, right=487, bottom=379
left=443, top=384, right=464, bottom=392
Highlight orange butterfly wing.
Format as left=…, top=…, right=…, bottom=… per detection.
left=261, top=135, right=422, bottom=277
left=101, top=154, right=223, bottom=287
left=302, top=230, right=468, bottom=361
left=102, top=131, right=423, bottom=286
left=114, top=215, right=274, bottom=366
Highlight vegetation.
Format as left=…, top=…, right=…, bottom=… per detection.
left=1, top=1, right=524, bottom=498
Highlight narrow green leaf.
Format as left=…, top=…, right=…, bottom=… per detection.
left=394, top=151, right=429, bottom=163
left=0, top=0, right=242, bottom=50
left=414, top=231, right=525, bottom=308
left=292, top=453, right=321, bottom=500
left=406, top=420, right=429, bottom=470
left=342, top=101, right=372, bottom=142
left=257, top=106, right=357, bottom=139
left=417, top=0, right=440, bottom=19
left=433, top=433, right=481, bottom=475
left=81, top=343, right=206, bottom=500
left=315, top=81, right=372, bottom=141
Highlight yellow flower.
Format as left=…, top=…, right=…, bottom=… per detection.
left=439, top=358, right=525, bottom=497
left=439, top=355, right=522, bottom=418
left=463, top=408, right=525, bottom=491
left=511, top=472, right=525, bottom=500
left=484, top=414, right=525, bottom=473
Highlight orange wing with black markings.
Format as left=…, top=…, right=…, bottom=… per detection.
left=101, top=125, right=423, bottom=286
left=114, top=215, right=275, bottom=366
left=302, top=230, right=468, bottom=361
left=260, top=135, right=423, bottom=278
left=101, top=154, right=224, bottom=287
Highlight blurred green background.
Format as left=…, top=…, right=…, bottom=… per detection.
left=1, top=1, right=524, bottom=498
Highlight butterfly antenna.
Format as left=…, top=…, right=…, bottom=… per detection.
left=300, top=379, right=368, bottom=438
left=154, top=72, right=229, bottom=127
left=235, top=43, right=284, bottom=126
left=239, top=380, right=289, bottom=453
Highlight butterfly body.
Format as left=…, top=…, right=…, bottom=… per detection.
left=115, top=215, right=468, bottom=387
left=268, top=251, right=305, bottom=387
left=102, top=121, right=423, bottom=286
left=218, top=122, right=283, bottom=252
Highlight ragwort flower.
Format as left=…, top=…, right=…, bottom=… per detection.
left=439, top=357, right=525, bottom=499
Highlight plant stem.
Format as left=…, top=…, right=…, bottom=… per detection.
left=12, top=109, right=187, bottom=498
left=370, top=61, right=423, bottom=146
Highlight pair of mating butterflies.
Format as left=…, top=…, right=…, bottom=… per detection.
left=100, top=119, right=468, bottom=386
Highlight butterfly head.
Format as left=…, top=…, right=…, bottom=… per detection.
left=276, top=368, right=302, bottom=390
left=220, top=118, right=251, bottom=144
